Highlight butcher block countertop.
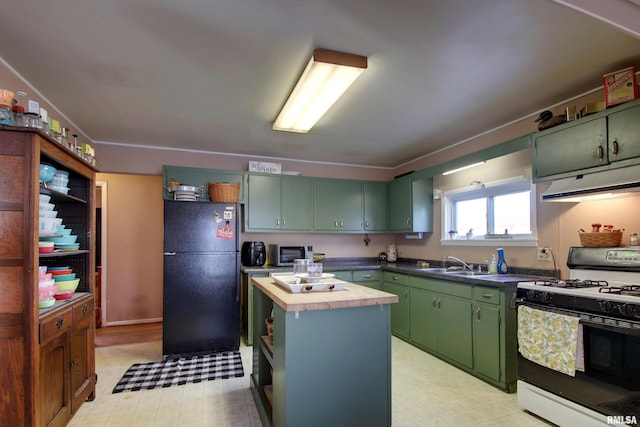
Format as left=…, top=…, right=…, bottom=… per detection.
left=251, top=276, right=398, bottom=312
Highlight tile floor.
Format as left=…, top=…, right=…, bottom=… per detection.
left=70, top=337, right=554, bottom=427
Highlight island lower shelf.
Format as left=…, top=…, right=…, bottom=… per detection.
left=250, top=277, right=397, bottom=427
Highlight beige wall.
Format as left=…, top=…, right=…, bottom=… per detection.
left=96, top=173, right=164, bottom=325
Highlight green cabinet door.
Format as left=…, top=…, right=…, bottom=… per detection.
left=247, top=174, right=282, bottom=230
left=363, top=181, right=388, bottom=231
left=388, top=176, right=412, bottom=231
left=382, top=281, right=410, bottom=340
left=281, top=176, right=313, bottom=230
left=608, top=103, right=640, bottom=164
left=313, top=179, right=363, bottom=231
left=409, top=287, right=437, bottom=351
left=473, top=302, right=501, bottom=382
left=438, top=295, right=473, bottom=369
left=533, top=117, right=607, bottom=181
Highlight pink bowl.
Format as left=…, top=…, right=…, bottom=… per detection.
left=39, top=278, right=55, bottom=288
left=39, top=273, right=53, bottom=281
left=39, top=284, right=58, bottom=298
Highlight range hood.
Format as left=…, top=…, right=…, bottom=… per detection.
left=541, top=164, right=640, bottom=202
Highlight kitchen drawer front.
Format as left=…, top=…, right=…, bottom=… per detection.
left=473, top=286, right=500, bottom=305
left=326, top=270, right=352, bottom=282
left=382, top=271, right=409, bottom=286
left=40, top=308, right=73, bottom=344
left=73, top=297, right=95, bottom=323
left=411, top=276, right=472, bottom=299
left=353, top=270, right=380, bottom=282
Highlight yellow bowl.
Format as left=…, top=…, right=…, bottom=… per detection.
left=55, top=278, right=79, bottom=292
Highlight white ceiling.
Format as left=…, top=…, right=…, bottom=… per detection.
left=2, top=0, right=640, bottom=168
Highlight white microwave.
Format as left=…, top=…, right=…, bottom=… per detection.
left=268, top=244, right=310, bottom=266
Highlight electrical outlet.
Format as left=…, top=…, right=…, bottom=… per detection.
left=537, top=247, right=552, bottom=262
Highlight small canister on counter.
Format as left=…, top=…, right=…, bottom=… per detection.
left=630, top=233, right=639, bottom=246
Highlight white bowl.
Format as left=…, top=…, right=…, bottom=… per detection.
left=48, top=185, right=69, bottom=195
left=39, top=278, right=55, bottom=288
left=39, top=210, right=57, bottom=218
left=39, top=218, right=59, bottom=234
left=39, top=202, right=55, bottom=211
left=50, top=176, right=69, bottom=186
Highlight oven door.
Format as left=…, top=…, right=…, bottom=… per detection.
left=517, top=302, right=640, bottom=418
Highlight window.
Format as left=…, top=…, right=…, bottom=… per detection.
left=441, top=177, right=537, bottom=246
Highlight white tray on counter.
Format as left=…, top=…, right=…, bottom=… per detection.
left=270, top=274, right=348, bottom=293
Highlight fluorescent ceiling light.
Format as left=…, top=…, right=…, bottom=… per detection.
left=273, top=49, right=368, bottom=133
left=442, top=161, right=486, bottom=176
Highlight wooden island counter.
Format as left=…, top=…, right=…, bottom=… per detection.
left=250, top=276, right=398, bottom=427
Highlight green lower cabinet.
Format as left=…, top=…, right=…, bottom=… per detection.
left=325, top=270, right=352, bottom=282
left=352, top=269, right=381, bottom=289
left=382, top=273, right=410, bottom=340
left=409, top=281, right=473, bottom=369
left=473, top=302, right=501, bottom=381
left=241, top=272, right=269, bottom=346
left=472, top=285, right=517, bottom=392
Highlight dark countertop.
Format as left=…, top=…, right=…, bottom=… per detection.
left=241, top=258, right=554, bottom=288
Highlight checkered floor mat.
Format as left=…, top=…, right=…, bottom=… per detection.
left=112, top=350, right=244, bottom=393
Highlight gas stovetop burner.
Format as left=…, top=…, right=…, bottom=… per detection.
left=599, top=285, right=640, bottom=297
left=533, top=279, right=609, bottom=289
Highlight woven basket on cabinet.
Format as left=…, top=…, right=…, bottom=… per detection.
left=208, top=182, right=240, bottom=202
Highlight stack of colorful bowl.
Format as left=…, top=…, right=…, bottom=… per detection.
left=38, top=266, right=57, bottom=309
left=39, top=194, right=79, bottom=252
left=50, top=266, right=79, bottom=300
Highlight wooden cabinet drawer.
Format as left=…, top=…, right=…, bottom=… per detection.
left=73, top=297, right=94, bottom=322
left=474, top=286, right=500, bottom=305
left=40, top=308, right=73, bottom=344
left=382, top=271, right=409, bottom=285
left=353, top=270, right=380, bottom=282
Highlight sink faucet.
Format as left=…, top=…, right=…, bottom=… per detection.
left=447, top=256, right=474, bottom=271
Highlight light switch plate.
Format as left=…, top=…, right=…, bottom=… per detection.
left=537, top=247, right=552, bottom=261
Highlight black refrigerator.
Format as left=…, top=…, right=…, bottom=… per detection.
left=163, top=200, right=240, bottom=356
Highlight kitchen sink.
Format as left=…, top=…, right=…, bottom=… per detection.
left=446, top=270, right=493, bottom=276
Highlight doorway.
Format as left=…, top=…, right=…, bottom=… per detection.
left=96, top=181, right=108, bottom=327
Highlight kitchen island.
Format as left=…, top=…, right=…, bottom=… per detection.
left=250, top=276, right=398, bottom=427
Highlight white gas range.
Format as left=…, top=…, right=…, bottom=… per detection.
left=516, top=247, right=640, bottom=427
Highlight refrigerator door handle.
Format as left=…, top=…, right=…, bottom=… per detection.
left=164, top=252, right=176, bottom=256
left=235, top=259, right=241, bottom=302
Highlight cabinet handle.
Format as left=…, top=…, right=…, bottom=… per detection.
left=437, top=299, right=441, bottom=309
left=70, top=360, right=77, bottom=369
left=365, top=221, right=369, bottom=229
left=339, top=220, right=344, bottom=228
left=55, top=317, right=64, bottom=329
left=393, top=276, right=399, bottom=281
left=282, top=218, right=286, bottom=227
left=362, top=274, right=371, bottom=278
left=476, top=306, right=481, bottom=320
left=406, top=218, right=410, bottom=226
left=611, top=139, right=619, bottom=156
left=82, top=304, right=88, bottom=314
left=334, top=220, right=339, bottom=228
left=431, top=297, right=437, bottom=308
left=404, top=291, right=408, bottom=301
left=481, top=293, right=493, bottom=299
left=276, top=217, right=280, bottom=226
left=597, top=144, right=604, bottom=160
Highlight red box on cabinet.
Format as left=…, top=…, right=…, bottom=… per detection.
left=603, top=67, right=638, bottom=108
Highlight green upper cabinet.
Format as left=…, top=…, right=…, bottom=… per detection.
left=388, top=173, right=433, bottom=232
left=162, top=165, right=246, bottom=203
left=246, top=174, right=313, bottom=231
left=607, top=102, right=640, bottom=164
left=533, top=99, right=640, bottom=182
left=363, top=181, right=388, bottom=232
left=532, top=117, right=607, bottom=181
left=313, top=178, right=363, bottom=232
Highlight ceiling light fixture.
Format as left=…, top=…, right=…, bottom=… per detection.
left=273, top=48, right=368, bottom=133
left=442, top=161, right=486, bottom=176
